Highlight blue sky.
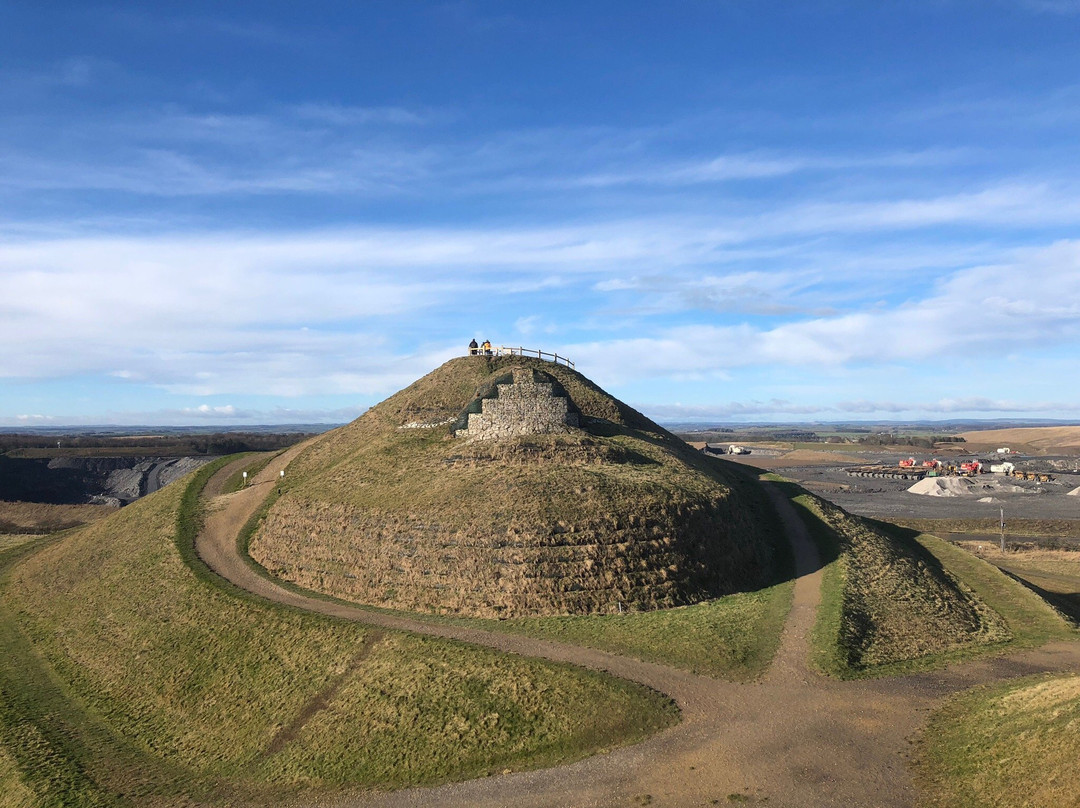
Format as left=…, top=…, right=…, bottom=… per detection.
left=3, top=1, right=1080, bottom=426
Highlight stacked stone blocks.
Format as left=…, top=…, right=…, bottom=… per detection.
left=456, top=369, right=580, bottom=440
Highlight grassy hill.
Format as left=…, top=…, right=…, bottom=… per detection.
left=0, top=465, right=676, bottom=804
left=250, top=355, right=779, bottom=617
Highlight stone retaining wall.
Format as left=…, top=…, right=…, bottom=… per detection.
left=456, top=369, right=579, bottom=440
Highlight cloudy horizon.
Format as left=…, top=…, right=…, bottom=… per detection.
left=4, top=2, right=1080, bottom=427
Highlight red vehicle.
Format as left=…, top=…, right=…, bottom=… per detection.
left=922, top=459, right=942, bottom=469
left=898, top=457, right=916, bottom=468
left=960, top=460, right=983, bottom=475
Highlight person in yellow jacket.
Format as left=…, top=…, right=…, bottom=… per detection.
left=481, top=339, right=492, bottom=355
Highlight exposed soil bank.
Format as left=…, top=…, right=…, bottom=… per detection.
left=0, top=454, right=216, bottom=505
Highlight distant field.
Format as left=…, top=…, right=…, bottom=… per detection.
left=958, top=425, right=1080, bottom=453
left=891, top=517, right=1080, bottom=540
left=0, top=465, right=675, bottom=804
left=8, top=446, right=208, bottom=459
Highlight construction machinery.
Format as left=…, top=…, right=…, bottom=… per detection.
left=1011, top=469, right=1054, bottom=482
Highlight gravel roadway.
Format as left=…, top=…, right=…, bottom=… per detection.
left=196, top=449, right=1080, bottom=808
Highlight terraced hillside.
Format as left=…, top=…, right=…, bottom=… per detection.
left=250, top=355, right=778, bottom=617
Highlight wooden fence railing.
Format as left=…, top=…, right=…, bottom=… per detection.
left=469, top=345, right=574, bottom=369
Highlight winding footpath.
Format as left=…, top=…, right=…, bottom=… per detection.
left=197, top=449, right=1080, bottom=808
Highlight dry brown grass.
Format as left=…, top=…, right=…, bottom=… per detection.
left=0, top=501, right=115, bottom=534
left=0, top=743, right=35, bottom=808
left=251, top=356, right=777, bottom=618
left=919, top=674, right=1080, bottom=808
left=957, top=425, right=1080, bottom=453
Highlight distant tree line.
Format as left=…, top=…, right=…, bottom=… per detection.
left=856, top=434, right=966, bottom=447
left=0, top=432, right=317, bottom=456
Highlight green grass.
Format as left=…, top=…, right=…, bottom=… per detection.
left=917, top=673, right=1080, bottom=808
left=909, top=533, right=1074, bottom=648
left=474, top=581, right=793, bottom=680
left=0, top=741, right=36, bottom=808
left=0, top=536, right=37, bottom=553
left=982, top=549, right=1080, bottom=624
left=0, top=462, right=678, bottom=804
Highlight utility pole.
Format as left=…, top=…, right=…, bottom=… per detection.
left=1000, top=507, right=1006, bottom=554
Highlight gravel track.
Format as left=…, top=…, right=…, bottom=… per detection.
left=195, top=449, right=1080, bottom=808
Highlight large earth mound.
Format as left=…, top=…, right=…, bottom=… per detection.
left=249, top=355, right=777, bottom=618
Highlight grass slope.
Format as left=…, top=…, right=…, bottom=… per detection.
left=0, top=742, right=35, bottom=808
left=241, top=457, right=794, bottom=681
left=910, top=536, right=1074, bottom=648
left=787, top=486, right=1012, bottom=677
left=217, top=452, right=280, bottom=496
left=0, top=465, right=676, bottom=804
left=918, top=673, right=1080, bottom=808
left=477, top=581, right=793, bottom=681
left=251, top=356, right=778, bottom=618
left=0, top=501, right=115, bottom=535
left=976, top=546, right=1080, bottom=624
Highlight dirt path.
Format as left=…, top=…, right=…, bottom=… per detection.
left=196, top=452, right=1080, bottom=808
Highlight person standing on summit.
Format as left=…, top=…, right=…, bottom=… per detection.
left=468, top=338, right=479, bottom=356
left=482, top=339, right=492, bottom=355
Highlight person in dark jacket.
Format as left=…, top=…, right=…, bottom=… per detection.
left=468, top=338, right=479, bottom=356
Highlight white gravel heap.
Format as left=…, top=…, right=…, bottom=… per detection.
left=1068, top=486, right=1080, bottom=497
left=907, top=477, right=1028, bottom=498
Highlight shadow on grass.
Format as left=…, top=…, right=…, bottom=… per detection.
left=867, top=516, right=968, bottom=596
left=997, top=569, right=1080, bottom=626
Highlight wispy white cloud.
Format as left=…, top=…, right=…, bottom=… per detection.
left=3, top=226, right=1079, bottom=400
left=569, top=239, right=1080, bottom=384
left=643, top=395, right=1080, bottom=423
